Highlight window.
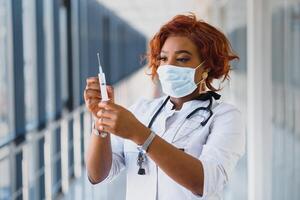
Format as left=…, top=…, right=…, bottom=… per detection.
left=221, top=1, right=248, bottom=199
left=44, top=0, right=55, bottom=120
left=59, top=5, right=69, bottom=110
left=0, top=0, right=13, bottom=142
left=0, top=154, right=12, bottom=199
left=271, top=2, right=300, bottom=200
left=23, top=0, right=38, bottom=131
left=102, top=16, right=111, bottom=81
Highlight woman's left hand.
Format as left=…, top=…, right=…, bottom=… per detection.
left=96, top=101, right=150, bottom=144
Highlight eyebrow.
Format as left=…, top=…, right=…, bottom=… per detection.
left=161, top=50, right=193, bottom=55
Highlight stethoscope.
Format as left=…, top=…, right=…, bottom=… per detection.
left=137, top=91, right=221, bottom=175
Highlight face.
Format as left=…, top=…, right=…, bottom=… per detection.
left=158, top=36, right=205, bottom=83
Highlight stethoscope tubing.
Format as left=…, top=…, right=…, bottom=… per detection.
left=137, top=93, right=218, bottom=175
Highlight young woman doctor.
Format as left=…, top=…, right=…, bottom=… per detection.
left=84, top=14, right=245, bottom=200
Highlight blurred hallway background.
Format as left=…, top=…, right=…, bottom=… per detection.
left=0, top=0, right=299, bottom=199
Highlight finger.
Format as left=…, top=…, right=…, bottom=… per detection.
left=86, top=76, right=107, bottom=85
left=106, top=85, right=115, bottom=100
left=86, top=77, right=99, bottom=84
left=84, top=90, right=100, bottom=103
left=86, top=86, right=113, bottom=98
left=98, top=101, right=119, bottom=111
left=88, top=98, right=100, bottom=105
left=85, top=97, right=100, bottom=105
left=86, top=83, right=100, bottom=90
left=85, top=88, right=100, bottom=97
left=85, top=89, right=101, bottom=99
left=96, top=124, right=114, bottom=133
left=107, top=85, right=114, bottom=92
left=95, top=118, right=114, bottom=130
left=87, top=99, right=101, bottom=111
left=96, top=117, right=114, bottom=126
left=96, top=108, right=116, bottom=119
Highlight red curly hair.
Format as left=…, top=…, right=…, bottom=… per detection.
left=147, top=13, right=238, bottom=91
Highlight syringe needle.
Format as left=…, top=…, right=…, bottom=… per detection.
left=97, top=52, right=103, bottom=73
left=97, top=52, right=101, bottom=65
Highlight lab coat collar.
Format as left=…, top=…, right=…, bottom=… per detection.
left=154, top=96, right=211, bottom=139
left=165, top=96, right=210, bottom=113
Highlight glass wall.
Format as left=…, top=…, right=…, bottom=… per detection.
left=0, top=0, right=12, bottom=142
left=271, top=1, right=300, bottom=200
left=0, top=0, right=147, bottom=199
left=0, top=155, right=11, bottom=199
left=213, top=1, right=300, bottom=199
left=23, top=0, right=38, bottom=131
left=44, top=0, right=56, bottom=121
left=59, top=5, right=69, bottom=111
left=211, top=0, right=248, bottom=199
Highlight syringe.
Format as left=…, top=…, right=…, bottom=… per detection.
left=97, top=52, right=109, bottom=138
left=97, top=52, right=109, bottom=101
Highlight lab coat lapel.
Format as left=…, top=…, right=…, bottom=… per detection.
left=150, top=99, right=176, bottom=137
left=171, top=101, right=209, bottom=143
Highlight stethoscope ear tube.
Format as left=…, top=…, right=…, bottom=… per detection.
left=186, top=95, right=214, bottom=126
left=186, top=106, right=213, bottom=126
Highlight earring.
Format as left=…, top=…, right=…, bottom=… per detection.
left=199, top=72, right=208, bottom=94
left=202, top=72, right=208, bottom=80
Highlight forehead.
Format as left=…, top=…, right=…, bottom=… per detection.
left=161, top=36, right=198, bottom=54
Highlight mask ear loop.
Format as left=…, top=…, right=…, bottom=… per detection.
left=194, top=60, right=206, bottom=71
left=195, top=61, right=207, bottom=85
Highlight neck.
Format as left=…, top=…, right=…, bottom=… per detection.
left=170, top=89, right=200, bottom=110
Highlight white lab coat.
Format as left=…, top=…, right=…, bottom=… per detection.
left=103, top=96, right=245, bottom=200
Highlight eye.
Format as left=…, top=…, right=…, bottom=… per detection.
left=158, top=56, right=167, bottom=62
left=176, top=57, right=190, bottom=63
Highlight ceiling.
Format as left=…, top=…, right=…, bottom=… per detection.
left=96, top=0, right=217, bottom=38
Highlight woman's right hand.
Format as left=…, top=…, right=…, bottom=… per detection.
left=84, top=77, right=114, bottom=118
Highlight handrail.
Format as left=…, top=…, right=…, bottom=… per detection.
left=0, top=104, right=91, bottom=200
left=0, top=105, right=88, bottom=161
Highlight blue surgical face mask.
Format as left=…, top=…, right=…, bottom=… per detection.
left=157, top=62, right=205, bottom=98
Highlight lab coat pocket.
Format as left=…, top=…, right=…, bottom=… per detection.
left=172, top=114, right=205, bottom=143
